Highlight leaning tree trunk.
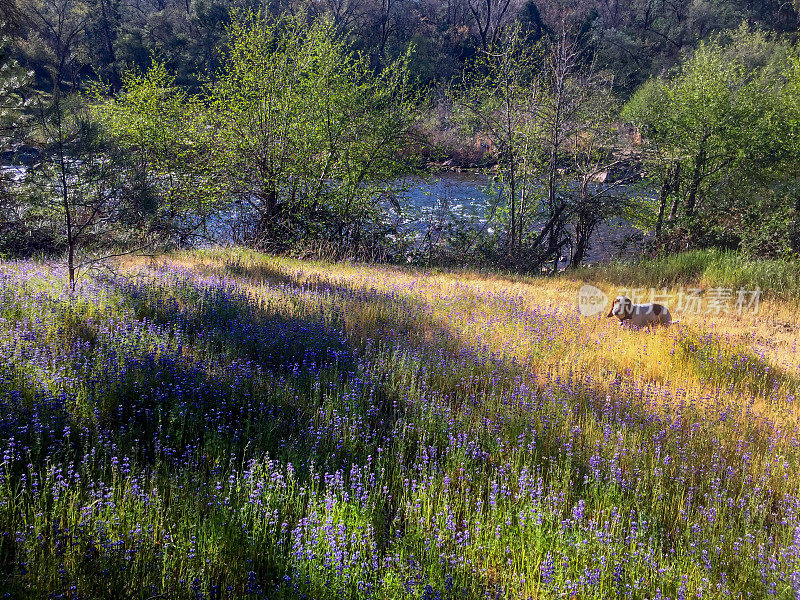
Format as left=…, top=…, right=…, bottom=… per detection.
left=655, top=173, right=670, bottom=239
left=507, top=152, right=517, bottom=256
left=570, top=223, right=590, bottom=269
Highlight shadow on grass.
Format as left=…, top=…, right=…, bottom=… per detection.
left=56, top=264, right=498, bottom=596
left=198, top=255, right=798, bottom=471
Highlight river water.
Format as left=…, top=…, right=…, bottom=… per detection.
left=2, top=164, right=648, bottom=263
left=396, top=172, right=648, bottom=264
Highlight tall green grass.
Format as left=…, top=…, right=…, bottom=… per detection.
left=572, top=250, right=800, bottom=299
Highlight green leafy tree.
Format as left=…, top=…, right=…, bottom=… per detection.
left=0, top=0, right=31, bottom=140
left=23, top=93, right=165, bottom=288
left=454, top=24, right=542, bottom=257
left=92, top=62, right=219, bottom=242
left=623, top=25, right=800, bottom=255
left=454, top=25, right=638, bottom=268
left=99, top=11, right=418, bottom=256
left=0, top=0, right=42, bottom=256
left=202, top=10, right=417, bottom=254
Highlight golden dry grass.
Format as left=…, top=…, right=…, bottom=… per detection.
left=130, top=248, right=800, bottom=432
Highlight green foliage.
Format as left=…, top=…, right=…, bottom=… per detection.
left=17, top=0, right=91, bottom=90
left=451, top=25, right=543, bottom=258
left=97, top=12, right=419, bottom=256
left=623, top=25, right=800, bottom=256
left=592, top=0, right=799, bottom=93
left=92, top=62, right=220, bottom=225
left=0, top=13, right=39, bottom=256
left=21, top=92, right=166, bottom=285
left=207, top=11, right=417, bottom=252
left=454, top=26, right=640, bottom=269
left=0, top=27, right=32, bottom=139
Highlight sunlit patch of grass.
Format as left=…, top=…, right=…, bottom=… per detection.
left=676, top=328, right=799, bottom=397
left=174, top=248, right=800, bottom=416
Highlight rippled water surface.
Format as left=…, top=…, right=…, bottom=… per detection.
left=397, top=173, right=648, bottom=263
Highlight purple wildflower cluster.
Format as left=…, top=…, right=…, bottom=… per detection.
left=0, top=256, right=798, bottom=599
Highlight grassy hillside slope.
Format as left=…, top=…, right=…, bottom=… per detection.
left=1, top=248, right=799, bottom=599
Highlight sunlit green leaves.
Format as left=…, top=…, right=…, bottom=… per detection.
left=93, top=61, right=224, bottom=227
left=100, top=11, right=418, bottom=253
left=622, top=25, right=800, bottom=255
left=204, top=10, right=417, bottom=250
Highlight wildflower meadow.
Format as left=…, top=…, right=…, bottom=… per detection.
left=1, top=247, right=799, bottom=599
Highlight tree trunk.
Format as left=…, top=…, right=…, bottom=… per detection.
left=655, top=172, right=669, bottom=238
left=55, top=92, right=76, bottom=291
left=67, top=241, right=76, bottom=290
left=570, top=224, right=589, bottom=268
left=667, top=162, right=682, bottom=222
left=685, top=145, right=705, bottom=218
left=259, top=186, right=278, bottom=246
left=508, top=152, right=517, bottom=255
